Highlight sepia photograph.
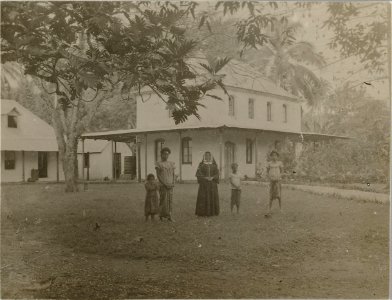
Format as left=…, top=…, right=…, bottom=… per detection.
left=0, top=1, right=390, bottom=299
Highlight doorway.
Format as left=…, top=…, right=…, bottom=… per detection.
left=224, top=142, right=236, bottom=178
left=124, top=156, right=136, bottom=179
left=38, top=152, right=48, bottom=178
left=113, top=153, right=121, bottom=179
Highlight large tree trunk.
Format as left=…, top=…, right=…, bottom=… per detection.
left=51, top=101, right=81, bottom=192
left=43, top=90, right=106, bottom=192
left=63, top=141, right=79, bottom=192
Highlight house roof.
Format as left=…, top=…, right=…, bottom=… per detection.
left=186, top=57, right=298, bottom=101
left=132, top=57, right=299, bottom=101
left=1, top=99, right=59, bottom=151
left=1, top=100, right=22, bottom=115
left=81, top=125, right=349, bottom=143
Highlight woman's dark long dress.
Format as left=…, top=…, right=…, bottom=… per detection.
left=195, top=162, right=220, bottom=216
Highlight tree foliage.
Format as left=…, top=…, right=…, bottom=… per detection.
left=1, top=1, right=231, bottom=124
left=243, top=19, right=326, bottom=105
left=299, top=84, right=390, bottom=183
left=1, top=1, right=232, bottom=191
left=324, top=2, right=388, bottom=74
left=1, top=62, right=24, bottom=97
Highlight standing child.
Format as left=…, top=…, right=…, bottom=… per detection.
left=155, top=147, right=176, bottom=222
left=265, top=150, right=284, bottom=217
left=229, top=163, right=241, bottom=214
left=144, top=174, right=159, bottom=221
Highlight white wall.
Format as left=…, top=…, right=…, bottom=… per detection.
left=77, top=142, right=134, bottom=180
left=136, top=88, right=302, bottom=132
left=40, top=152, right=64, bottom=182
left=1, top=151, right=64, bottom=182
left=1, top=151, right=24, bottom=182
left=137, top=128, right=285, bottom=181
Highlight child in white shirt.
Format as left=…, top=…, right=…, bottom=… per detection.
left=229, top=163, right=242, bottom=214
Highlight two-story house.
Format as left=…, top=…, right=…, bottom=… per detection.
left=81, top=59, right=346, bottom=181
left=1, top=99, right=64, bottom=182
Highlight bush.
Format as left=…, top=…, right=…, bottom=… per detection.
left=296, top=139, right=390, bottom=184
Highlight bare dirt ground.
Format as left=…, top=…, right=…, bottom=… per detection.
left=1, top=183, right=389, bottom=299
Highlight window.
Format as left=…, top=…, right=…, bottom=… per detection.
left=283, top=104, right=287, bottom=123
left=267, top=102, right=272, bottom=121
left=8, top=115, right=17, bottom=128
left=4, top=151, right=15, bottom=170
left=246, top=139, right=253, bottom=164
left=248, top=98, right=254, bottom=119
left=275, top=140, right=282, bottom=151
left=84, top=153, right=90, bottom=168
left=182, top=137, right=192, bottom=164
left=228, top=95, right=235, bottom=116
left=155, top=139, right=165, bottom=161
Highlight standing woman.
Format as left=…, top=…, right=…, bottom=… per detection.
left=156, top=147, right=176, bottom=222
left=195, top=151, right=220, bottom=217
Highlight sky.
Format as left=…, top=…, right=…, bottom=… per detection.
left=199, top=1, right=390, bottom=103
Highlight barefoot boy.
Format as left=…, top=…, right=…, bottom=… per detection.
left=229, top=163, right=241, bottom=214
left=265, top=150, right=283, bottom=217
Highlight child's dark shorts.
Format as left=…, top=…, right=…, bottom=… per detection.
left=269, top=180, right=282, bottom=200
left=231, top=189, right=241, bottom=208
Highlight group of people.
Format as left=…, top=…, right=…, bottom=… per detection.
left=144, top=147, right=284, bottom=222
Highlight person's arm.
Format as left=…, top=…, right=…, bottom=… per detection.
left=168, top=162, right=175, bottom=188
left=229, top=174, right=234, bottom=186
left=279, top=162, right=284, bottom=177
left=172, top=163, right=176, bottom=186
left=196, top=164, right=205, bottom=183
left=266, top=163, right=271, bottom=179
left=238, top=174, right=244, bottom=188
left=231, top=175, right=240, bottom=189
left=155, top=163, right=166, bottom=187
left=211, top=164, right=219, bottom=183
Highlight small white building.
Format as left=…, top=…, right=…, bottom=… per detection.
left=1, top=99, right=64, bottom=182
left=81, top=59, right=347, bottom=182
left=77, top=139, right=135, bottom=180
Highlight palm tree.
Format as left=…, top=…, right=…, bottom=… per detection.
left=245, top=19, right=326, bottom=106
left=1, top=62, right=24, bottom=98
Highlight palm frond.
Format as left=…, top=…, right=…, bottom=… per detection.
left=287, top=41, right=326, bottom=67
left=292, top=64, right=323, bottom=106
left=1, top=62, right=24, bottom=90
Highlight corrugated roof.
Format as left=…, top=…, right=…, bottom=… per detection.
left=1, top=99, right=59, bottom=151
left=2, top=138, right=58, bottom=151
left=133, top=57, right=300, bottom=100
left=186, top=57, right=298, bottom=100
left=82, top=125, right=349, bottom=142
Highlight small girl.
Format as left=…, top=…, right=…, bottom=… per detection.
left=144, top=173, right=159, bottom=221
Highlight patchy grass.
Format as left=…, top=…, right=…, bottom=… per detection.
left=280, top=180, right=389, bottom=194
left=1, top=183, right=389, bottom=299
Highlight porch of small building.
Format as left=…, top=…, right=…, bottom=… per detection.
left=80, top=126, right=349, bottom=183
